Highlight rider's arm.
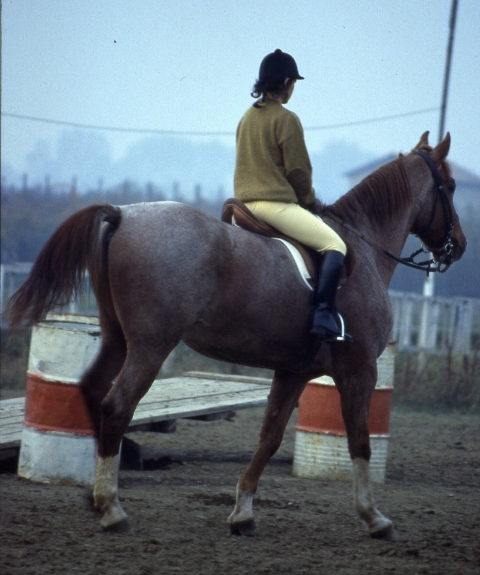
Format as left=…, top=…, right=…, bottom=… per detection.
left=286, top=168, right=315, bottom=207
left=280, top=113, right=315, bottom=206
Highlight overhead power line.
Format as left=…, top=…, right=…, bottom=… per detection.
left=1, top=107, right=440, bottom=136
left=1, top=112, right=234, bottom=136
left=305, top=107, right=440, bottom=131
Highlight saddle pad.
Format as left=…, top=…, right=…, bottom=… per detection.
left=272, top=238, right=314, bottom=290
left=229, top=214, right=313, bottom=291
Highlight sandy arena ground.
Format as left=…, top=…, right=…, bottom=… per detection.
left=1, top=407, right=479, bottom=575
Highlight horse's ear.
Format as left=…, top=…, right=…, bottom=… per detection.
left=414, top=131, right=430, bottom=149
left=431, top=132, right=451, bottom=162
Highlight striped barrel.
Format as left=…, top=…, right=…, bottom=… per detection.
left=17, top=314, right=100, bottom=486
left=292, top=343, right=395, bottom=483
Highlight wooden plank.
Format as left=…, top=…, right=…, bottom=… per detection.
left=0, top=397, right=25, bottom=411
left=0, top=375, right=271, bottom=451
left=141, top=376, right=269, bottom=397
left=131, top=377, right=269, bottom=425
left=0, top=403, right=25, bottom=417
left=0, top=416, right=24, bottom=428
left=131, top=391, right=268, bottom=426
left=0, top=398, right=25, bottom=448
left=0, top=429, right=23, bottom=441
left=132, top=378, right=269, bottom=408
left=183, top=371, right=272, bottom=385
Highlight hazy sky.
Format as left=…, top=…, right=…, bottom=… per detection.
left=2, top=0, right=479, bottom=177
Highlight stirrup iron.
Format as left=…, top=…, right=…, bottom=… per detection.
left=323, top=312, right=353, bottom=343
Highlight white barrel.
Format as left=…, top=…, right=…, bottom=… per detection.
left=18, top=314, right=100, bottom=486
left=292, top=342, right=395, bottom=483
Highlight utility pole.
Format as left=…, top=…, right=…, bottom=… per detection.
left=438, top=0, right=459, bottom=147
left=423, top=0, right=458, bottom=300
left=419, top=0, right=458, bottom=351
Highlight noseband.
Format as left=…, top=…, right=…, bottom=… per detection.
left=414, top=150, right=459, bottom=273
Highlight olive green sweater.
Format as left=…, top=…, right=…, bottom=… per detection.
left=234, top=99, right=315, bottom=206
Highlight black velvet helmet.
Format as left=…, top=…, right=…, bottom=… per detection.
left=258, top=49, right=304, bottom=83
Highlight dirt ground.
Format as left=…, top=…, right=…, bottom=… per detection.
left=1, top=407, right=479, bottom=575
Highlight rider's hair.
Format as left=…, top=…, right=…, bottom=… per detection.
left=251, top=78, right=295, bottom=108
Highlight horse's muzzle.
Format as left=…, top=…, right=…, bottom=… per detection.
left=450, top=233, right=467, bottom=262
left=432, top=234, right=466, bottom=264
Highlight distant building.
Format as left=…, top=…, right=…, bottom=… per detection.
left=345, top=154, right=480, bottom=216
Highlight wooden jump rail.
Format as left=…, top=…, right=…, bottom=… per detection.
left=0, top=372, right=271, bottom=465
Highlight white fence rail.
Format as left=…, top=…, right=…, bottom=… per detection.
left=390, top=290, right=480, bottom=355
left=0, top=263, right=33, bottom=314
left=2, top=264, right=480, bottom=355
left=0, top=263, right=81, bottom=320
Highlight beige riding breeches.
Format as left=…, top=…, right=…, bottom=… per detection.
left=244, top=200, right=347, bottom=255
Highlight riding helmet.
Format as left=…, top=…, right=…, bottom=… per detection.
left=258, top=49, right=304, bottom=83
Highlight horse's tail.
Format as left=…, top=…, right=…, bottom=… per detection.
left=4, top=204, right=122, bottom=328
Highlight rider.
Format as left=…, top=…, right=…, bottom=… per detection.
left=234, top=49, right=351, bottom=342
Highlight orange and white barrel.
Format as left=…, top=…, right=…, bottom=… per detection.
left=292, top=342, right=395, bottom=483
left=17, top=314, right=100, bottom=486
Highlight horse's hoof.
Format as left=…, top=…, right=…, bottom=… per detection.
left=370, top=524, right=399, bottom=542
left=102, top=517, right=131, bottom=534
left=229, top=518, right=258, bottom=537
left=99, top=500, right=129, bottom=532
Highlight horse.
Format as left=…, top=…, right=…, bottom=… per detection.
left=6, top=131, right=466, bottom=539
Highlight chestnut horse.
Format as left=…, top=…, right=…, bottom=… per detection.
left=6, top=132, right=466, bottom=539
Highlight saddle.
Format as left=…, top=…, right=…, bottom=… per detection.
left=221, top=199, right=317, bottom=279
left=221, top=199, right=355, bottom=287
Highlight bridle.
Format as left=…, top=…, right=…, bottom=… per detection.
left=412, top=149, right=458, bottom=273
left=325, top=151, right=458, bottom=275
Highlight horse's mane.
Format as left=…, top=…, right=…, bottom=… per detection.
left=328, top=156, right=413, bottom=227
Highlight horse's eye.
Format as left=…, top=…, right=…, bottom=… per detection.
left=448, top=179, right=456, bottom=194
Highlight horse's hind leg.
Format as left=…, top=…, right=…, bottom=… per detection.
left=80, top=322, right=127, bottom=438
left=337, top=363, right=397, bottom=540
left=228, top=370, right=306, bottom=536
left=92, top=340, right=170, bottom=531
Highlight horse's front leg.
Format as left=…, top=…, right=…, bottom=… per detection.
left=228, top=371, right=306, bottom=536
left=338, top=364, right=397, bottom=540
left=94, top=453, right=127, bottom=530
left=352, top=458, right=396, bottom=539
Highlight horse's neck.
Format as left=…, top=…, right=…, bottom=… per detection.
left=357, top=209, right=411, bottom=285
left=341, top=187, right=413, bottom=250
left=343, top=185, right=417, bottom=284
left=373, top=210, right=412, bottom=256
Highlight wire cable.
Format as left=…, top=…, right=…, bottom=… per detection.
left=1, top=107, right=440, bottom=136
left=304, top=107, right=440, bottom=131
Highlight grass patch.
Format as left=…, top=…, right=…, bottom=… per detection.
left=0, top=327, right=31, bottom=397
left=393, top=349, right=480, bottom=413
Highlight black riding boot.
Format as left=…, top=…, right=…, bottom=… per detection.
left=310, top=250, right=353, bottom=342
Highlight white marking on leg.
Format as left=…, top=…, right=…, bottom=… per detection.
left=353, top=458, right=392, bottom=535
left=94, top=455, right=128, bottom=528
left=227, top=482, right=254, bottom=526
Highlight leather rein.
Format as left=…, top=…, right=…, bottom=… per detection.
left=325, top=150, right=458, bottom=275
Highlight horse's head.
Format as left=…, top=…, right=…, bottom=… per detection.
left=409, top=131, right=467, bottom=268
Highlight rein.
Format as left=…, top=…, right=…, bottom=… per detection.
left=325, top=152, right=457, bottom=275
left=325, top=210, right=441, bottom=273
